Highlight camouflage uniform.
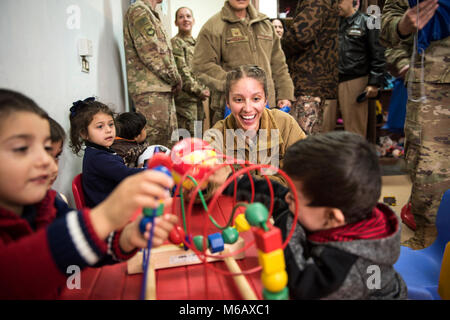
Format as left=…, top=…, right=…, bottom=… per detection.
left=111, top=138, right=148, bottom=168
left=171, top=34, right=208, bottom=137
left=381, top=0, right=450, bottom=248
left=123, top=0, right=181, bottom=148
left=282, top=0, right=340, bottom=135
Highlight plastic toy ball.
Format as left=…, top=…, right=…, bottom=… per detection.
left=171, top=138, right=218, bottom=190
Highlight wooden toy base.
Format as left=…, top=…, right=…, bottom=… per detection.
left=127, top=237, right=245, bottom=274
left=127, top=237, right=258, bottom=300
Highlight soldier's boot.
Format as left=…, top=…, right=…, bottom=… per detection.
left=401, top=202, right=416, bottom=231
left=401, top=215, right=437, bottom=250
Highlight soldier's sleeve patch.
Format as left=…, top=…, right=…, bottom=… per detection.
left=231, top=28, right=243, bottom=37
left=144, top=25, right=155, bottom=37
left=134, top=15, right=156, bottom=40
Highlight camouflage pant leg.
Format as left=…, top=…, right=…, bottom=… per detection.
left=133, top=92, right=178, bottom=148
left=404, top=82, right=450, bottom=226
left=175, top=101, right=205, bottom=138
left=290, top=96, right=325, bottom=135
left=209, top=90, right=226, bottom=127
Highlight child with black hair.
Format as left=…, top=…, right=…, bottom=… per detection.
left=0, top=89, right=178, bottom=299
left=111, top=111, right=148, bottom=168
left=219, top=131, right=407, bottom=299
left=48, top=117, right=69, bottom=205
left=69, top=98, right=145, bottom=207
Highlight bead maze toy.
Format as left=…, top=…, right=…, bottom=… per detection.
left=127, top=138, right=299, bottom=300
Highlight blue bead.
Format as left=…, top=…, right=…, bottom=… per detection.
left=208, top=233, right=225, bottom=253
left=184, top=234, right=192, bottom=251
left=139, top=216, right=153, bottom=234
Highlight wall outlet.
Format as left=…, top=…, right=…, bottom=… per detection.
left=78, top=39, right=93, bottom=57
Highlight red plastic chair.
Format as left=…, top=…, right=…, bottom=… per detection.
left=72, top=173, right=86, bottom=210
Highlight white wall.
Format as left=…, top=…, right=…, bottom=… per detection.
left=258, top=0, right=278, bottom=19
left=0, top=0, right=129, bottom=207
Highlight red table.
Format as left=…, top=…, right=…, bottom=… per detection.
left=60, top=196, right=263, bottom=300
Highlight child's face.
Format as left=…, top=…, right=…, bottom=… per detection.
left=49, top=140, right=63, bottom=186
left=135, top=128, right=147, bottom=144
left=285, top=179, right=346, bottom=232
left=0, top=112, right=53, bottom=214
left=85, top=112, right=116, bottom=148
left=228, top=77, right=267, bottom=132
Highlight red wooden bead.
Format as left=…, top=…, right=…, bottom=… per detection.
left=254, top=223, right=283, bottom=253
left=169, top=225, right=185, bottom=245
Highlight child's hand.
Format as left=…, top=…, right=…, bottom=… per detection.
left=182, top=165, right=232, bottom=202
left=208, top=164, right=232, bottom=187
left=119, top=213, right=179, bottom=253
left=90, top=170, right=174, bottom=240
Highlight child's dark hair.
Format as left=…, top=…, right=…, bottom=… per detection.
left=115, top=112, right=146, bottom=140
left=283, top=131, right=381, bottom=224
left=225, top=65, right=268, bottom=104
left=49, top=117, right=66, bottom=144
left=69, top=97, right=115, bottom=155
left=0, top=89, right=48, bottom=122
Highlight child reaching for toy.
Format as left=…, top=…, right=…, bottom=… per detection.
left=220, top=131, right=407, bottom=299
left=69, top=98, right=145, bottom=207
left=0, top=89, right=178, bottom=299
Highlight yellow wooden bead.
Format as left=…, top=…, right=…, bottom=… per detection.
left=234, top=213, right=251, bottom=232
left=257, top=249, right=285, bottom=274
left=261, top=270, right=288, bottom=293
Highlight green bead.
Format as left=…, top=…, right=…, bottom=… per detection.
left=143, top=207, right=154, bottom=217
left=156, top=203, right=164, bottom=217
left=245, top=203, right=269, bottom=227
left=222, top=227, right=239, bottom=244
left=193, top=235, right=209, bottom=251
left=262, top=287, right=289, bottom=300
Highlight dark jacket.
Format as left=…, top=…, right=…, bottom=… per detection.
left=0, top=190, right=136, bottom=299
left=339, top=10, right=386, bottom=86
left=282, top=0, right=339, bottom=99
left=82, top=141, right=144, bottom=207
left=225, top=175, right=407, bottom=299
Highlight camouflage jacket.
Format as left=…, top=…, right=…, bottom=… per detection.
left=111, top=138, right=148, bottom=168
left=123, top=0, right=181, bottom=98
left=380, top=0, right=450, bottom=83
left=282, top=0, right=339, bottom=99
left=171, top=34, right=208, bottom=105
left=192, top=1, right=294, bottom=111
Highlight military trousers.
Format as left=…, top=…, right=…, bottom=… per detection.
left=175, top=100, right=205, bottom=138
left=290, top=95, right=326, bottom=135
left=133, top=92, right=178, bottom=148
left=404, top=82, right=450, bottom=226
